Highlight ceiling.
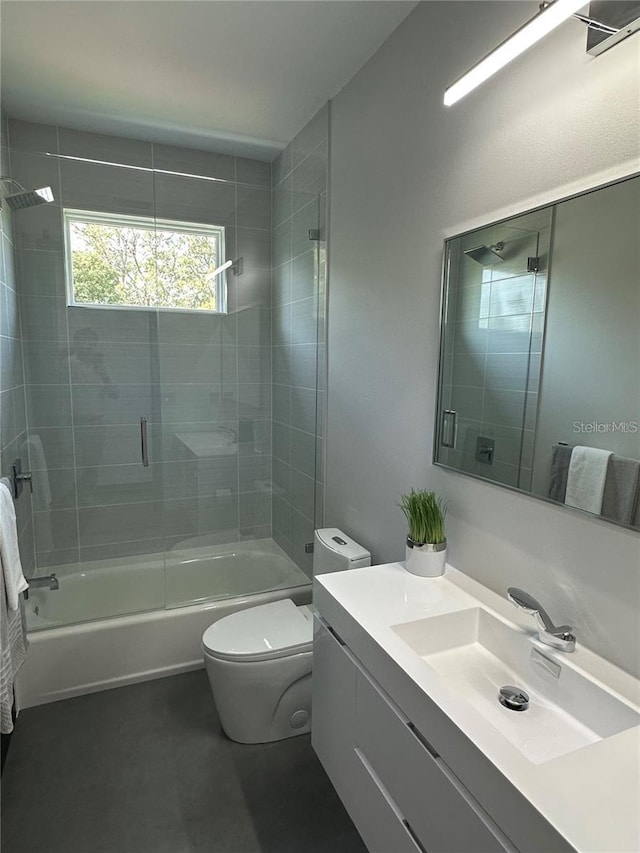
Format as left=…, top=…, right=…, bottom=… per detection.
left=0, top=0, right=417, bottom=160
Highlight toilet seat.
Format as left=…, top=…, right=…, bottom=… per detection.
left=202, top=599, right=313, bottom=663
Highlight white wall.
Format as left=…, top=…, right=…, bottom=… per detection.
left=326, top=1, right=640, bottom=675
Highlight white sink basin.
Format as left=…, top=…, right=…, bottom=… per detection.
left=392, top=607, right=640, bottom=765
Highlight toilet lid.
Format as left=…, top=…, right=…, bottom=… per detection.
left=202, top=599, right=313, bottom=662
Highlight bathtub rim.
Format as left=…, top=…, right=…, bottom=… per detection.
left=16, top=582, right=312, bottom=711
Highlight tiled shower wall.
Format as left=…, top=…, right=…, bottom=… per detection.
left=271, top=106, right=328, bottom=576
left=8, top=120, right=273, bottom=569
left=0, top=118, right=35, bottom=574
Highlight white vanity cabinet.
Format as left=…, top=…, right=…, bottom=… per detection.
left=313, top=564, right=639, bottom=853
left=313, top=615, right=520, bottom=853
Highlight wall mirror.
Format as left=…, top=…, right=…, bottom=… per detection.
left=435, top=174, right=640, bottom=531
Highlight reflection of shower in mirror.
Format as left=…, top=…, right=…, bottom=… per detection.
left=436, top=173, right=640, bottom=532
left=463, top=241, right=504, bottom=265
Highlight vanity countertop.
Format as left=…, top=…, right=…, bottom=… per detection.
left=314, top=562, right=640, bottom=853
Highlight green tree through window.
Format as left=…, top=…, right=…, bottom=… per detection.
left=65, top=211, right=226, bottom=312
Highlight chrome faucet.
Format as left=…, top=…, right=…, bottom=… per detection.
left=24, top=573, right=59, bottom=600
left=507, top=587, right=576, bottom=652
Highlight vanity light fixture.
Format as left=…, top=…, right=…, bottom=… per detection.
left=443, top=0, right=588, bottom=106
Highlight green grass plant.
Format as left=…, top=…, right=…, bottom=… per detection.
left=399, top=489, right=446, bottom=545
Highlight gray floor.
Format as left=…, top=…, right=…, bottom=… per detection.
left=1, top=670, right=367, bottom=853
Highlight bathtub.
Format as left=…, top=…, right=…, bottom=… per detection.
left=16, top=539, right=311, bottom=709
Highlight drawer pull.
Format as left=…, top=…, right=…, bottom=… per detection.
left=327, top=625, right=346, bottom=646
left=407, top=722, right=439, bottom=759
left=315, top=614, right=346, bottom=645
left=402, top=819, right=429, bottom=853
left=355, top=747, right=427, bottom=852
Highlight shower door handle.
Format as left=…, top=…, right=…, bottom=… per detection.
left=140, top=417, right=149, bottom=467
left=441, top=409, right=457, bottom=448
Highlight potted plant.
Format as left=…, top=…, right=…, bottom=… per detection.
left=399, top=488, right=447, bottom=577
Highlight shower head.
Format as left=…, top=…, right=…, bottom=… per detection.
left=6, top=186, right=54, bottom=210
left=0, top=177, right=55, bottom=211
left=463, top=241, right=505, bottom=266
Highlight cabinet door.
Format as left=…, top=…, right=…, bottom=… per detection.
left=311, top=617, right=359, bottom=806
left=312, top=617, right=423, bottom=853
left=349, top=747, right=424, bottom=853
left=356, top=669, right=518, bottom=853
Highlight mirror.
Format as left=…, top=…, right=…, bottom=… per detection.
left=435, top=174, right=640, bottom=531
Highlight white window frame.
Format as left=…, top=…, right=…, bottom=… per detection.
left=63, top=209, right=228, bottom=313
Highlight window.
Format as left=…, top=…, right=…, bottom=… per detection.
left=64, top=210, right=227, bottom=312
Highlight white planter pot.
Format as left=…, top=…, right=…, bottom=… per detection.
left=405, top=538, right=447, bottom=577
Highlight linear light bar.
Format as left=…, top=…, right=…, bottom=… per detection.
left=444, top=0, right=587, bottom=106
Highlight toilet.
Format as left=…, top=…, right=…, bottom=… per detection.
left=202, top=528, right=371, bottom=743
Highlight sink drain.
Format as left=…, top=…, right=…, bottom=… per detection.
left=499, top=685, right=529, bottom=711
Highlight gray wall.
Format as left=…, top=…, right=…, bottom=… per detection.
left=271, top=106, right=328, bottom=576
left=8, top=120, right=273, bottom=570
left=0, top=117, right=35, bottom=575
left=326, top=2, right=640, bottom=675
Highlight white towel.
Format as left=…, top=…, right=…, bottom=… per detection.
left=0, top=561, right=28, bottom=734
left=565, top=446, right=613, bottom=514
left=0, top=481, right=29, bottom=611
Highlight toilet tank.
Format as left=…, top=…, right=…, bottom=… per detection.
left=313, top=528, right=371, bottom=574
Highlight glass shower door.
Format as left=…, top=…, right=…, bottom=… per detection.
left=17, top=139, right=170, bottom=627
left=156, top=159, right=275, bottom=607
left=62, top=150, right=167, bottom=620
left=14, top=119, right=315, bottom=630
